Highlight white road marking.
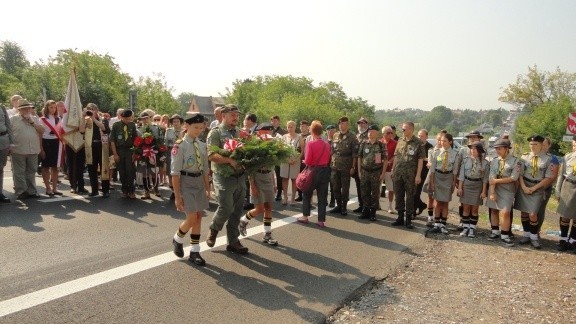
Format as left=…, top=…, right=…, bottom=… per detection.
left=0, top=199, right=356, bottom=317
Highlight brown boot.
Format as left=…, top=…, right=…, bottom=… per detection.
left=206, top=228, right=218, bottom=247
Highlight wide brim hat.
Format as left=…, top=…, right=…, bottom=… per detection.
left=357, top=117, right=369, bottom=124
left=17, top=98, right=34, bottom=109
left=465, top=130, right=484, bottom=139
left=138, top=112, right=151, bottom=119
left=467, top=141, right=485, bottom=153
left=493, top=138, right=511, bottom=148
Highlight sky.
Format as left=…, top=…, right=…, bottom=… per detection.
left=3, top=0, right=576, bottom=111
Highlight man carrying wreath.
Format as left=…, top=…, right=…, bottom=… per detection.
left=205, top=104, right=249, bottom=254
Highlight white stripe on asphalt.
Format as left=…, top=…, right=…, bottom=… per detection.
left=0, top=199, right=356, bottom=317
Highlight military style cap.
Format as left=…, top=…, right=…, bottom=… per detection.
left=300, top=120, right=310, bottom=125
left=120, top=109, right=133, bottom=117
left=17, top=98, right=34, bottom=109
left=467, top=141, right=485, bottom=153
left=493, top=138, right=511, bottom=148
left=255, top=122, right=274, bottom=131
left=326, top=125, right=336, bottom=130
left=357, top=117, right=369, bottom=124
left=367, top=124, right=380, bottom=131
left=465, top=130, right=484, bottom=139
left=527, top=134, right=544, bottom=143
left=185, top=114, right=205, bottom=124
left=169, top=114, right=184, bottom=123
left=138, top=112, right=151, bottom=119
left=221, top=104, right=241, bottom=114
left=338, top=116, right=349, bottom=123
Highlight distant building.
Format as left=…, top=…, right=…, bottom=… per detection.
left=478, top=123, right=494, bottom=133
left=187, top=96, right=225, bottom=123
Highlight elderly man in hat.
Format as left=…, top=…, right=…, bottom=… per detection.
left=328, top=116, right=359, bottom=216
left=110, top=109, right=138, bottom=198
left=514, top=135, right=554, bottom=249
left=9, top=99, right=45, bottom=199
left=205, top=104, right=250, bottom=254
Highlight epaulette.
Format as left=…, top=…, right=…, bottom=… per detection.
left=175, top=139, right=183, bottom=144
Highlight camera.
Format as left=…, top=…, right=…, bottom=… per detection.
left=86, top=110, right=93, bottom=117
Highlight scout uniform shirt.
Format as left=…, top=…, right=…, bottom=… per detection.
left=488, top=153, right=521, bottom=192
left=430, top=147, right=459, bottom=175
left=556, top=151, right=576, bottom=197
left=458, top=156, right=489, bottom=183
left=394, top=135, right=426, bottom=171
left=207, top=123, right=240, bottom=176
left=170, top=135, right=209, bottom=176
left=519, top=151, right=553, bottom=190
left=359, top=141, right=387, bottom=171
left=331, top=131, right=359, bottom=171
left=110, top=121, right=137, bottom=149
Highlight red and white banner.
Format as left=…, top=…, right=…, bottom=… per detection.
left=567, top=112, right=576, bottom=135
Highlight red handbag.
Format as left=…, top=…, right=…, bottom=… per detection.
left=296, top=141, right=326, bottom=192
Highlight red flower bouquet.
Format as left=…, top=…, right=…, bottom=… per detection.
left=132, top=127, right=167, bottom=168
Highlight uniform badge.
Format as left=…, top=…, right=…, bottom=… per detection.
left=342, top=135, right=347, bottom=140
left=171, top=145, right=179, bottom=156
left=333, top=143, right=337, bottom=148
left=364, top=148, right=370, bottom=153
left=117, top=135, right=122, bottom=139
left=408, top=146, right=415, bottom=156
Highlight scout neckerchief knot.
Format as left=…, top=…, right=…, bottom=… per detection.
left=498, top=158, right=505, bottom=177
left=532, top=155, right=538, bottom=178
left=193, top=139, right=203, bottom=170
left=442, top=151, right=448, bottom=172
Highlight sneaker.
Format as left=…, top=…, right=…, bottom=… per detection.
left=488, top=232, right=500, bottom=240
left=429, top=226, right=441, bottom=234
left=440, top=227, right=449, bottom=235
left=426, top=220, right=434, bottom=228
left=239, top=220, right=248, bottom=237
left=172, top=239, right=184, bottom=258
left=262, top=232, right=278, bottom=246
left=296, top=216, right=309, bottom=224
left=457, top=222, right=464, bottom=231
left=530, top=239, right=542, bottom=249
left=459, top=228, right=469, bottom=237
left=518, top=236, right=531, bottom=244
left=501, top=237, right=515, bottom=247
left=467, top=228, right=476, bottom=238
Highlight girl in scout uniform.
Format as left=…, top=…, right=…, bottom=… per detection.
left=486, top=139, right=521, bottom=247
left=423, top=133, right=442, bottom=227
left=429, top=133, right=459, bottom=234
left=238, top=123, right=279, bottom=246
left=457, top=141, right=489, bottom=238
left=171, top=114, right=211, bottom=266
left=555, top=136, right=576, bottom=252
left=514, top=135, right=554, bottom=249
left=165, top=114, right=184, bottom=200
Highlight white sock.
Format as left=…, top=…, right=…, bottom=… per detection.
left=241, top=215, right=249, bottom=223
left=530, top=233, right=538, bottom=240
left=264, top=225, right=271, bottom=233
left=501, top=234, right=510, bottom=239
left=173, top=232, right=186, bottom=244
left=568, top=238, right=576, bottom=244
left=190, top=244, right=200, bottom=253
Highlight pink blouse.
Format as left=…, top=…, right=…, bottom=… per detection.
left=304, top=139, right=331, bottom=166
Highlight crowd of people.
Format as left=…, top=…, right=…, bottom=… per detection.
left=1, top=96, right=575, bottom=267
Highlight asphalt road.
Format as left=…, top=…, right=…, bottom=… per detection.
left=0, top=164, right=428, bottom=323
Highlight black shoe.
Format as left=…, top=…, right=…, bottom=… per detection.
left=0, top=194, right=10, bottom=203
left=88, top=192, right=99, bottom=197
left=188, top=252, right=206, bottom=266
left=391, top=217, right=404, bottom=226
left=206, top=229, right=218, bottom=247
left=352, top=206, right=363, bottom=213
left=226, top=241, right=248, bottom=254
left=370, top=209, right=377, bottom=221
left=169, top=192, right=175, bottom=200
left=275, top=195, right=282, bottom=201
left=77, top=188, right=89, bottom=194
left=340, top=208, right=348, bottom=216
left=102, top=192, right=110, bottom=198
left=172, top=239, right=184, bottom=258
left=328, top=205, right=341, bottom=213
left=557, top=240, right=569, bottom=252
left=28, top=193, right=41, bottom=198
left=16, top=193, right=29, bottom=200
left=328, top=199, right=335, bottom=208
left=405, top=220, right=414, bottom=229
left=295, top=196, right=303, bottom=202
left=358, top=208, right=370, bottom=219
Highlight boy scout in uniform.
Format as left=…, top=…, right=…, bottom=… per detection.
left=328, top=117, right=359, bottom=216
left=171, top=114, right=211, bottom=266
left=110, top=109, right=138, bottom=198
left=357, top=124, right=386, bottom=221
left=391, top=121, right=425, bottom=229
left=514, top=135, right=554, bottom=249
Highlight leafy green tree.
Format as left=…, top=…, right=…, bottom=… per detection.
left=0, top=41, right=29, bottom=79
left=499, top=65, right=576, bottom=112
left=134, top=73, right=180, bottom=116
left=421, top=105, right=453, bottom=132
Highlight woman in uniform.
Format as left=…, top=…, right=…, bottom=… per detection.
left=171, top=114, right=211, bottom=266
left=514, top=135, right=554, bottom=249
left=423, top=132, right=442, bottom=227
left=555, top=136, right=576, bottom=252
left=457, top=141, right=489, bottom=238
left=238, top=123, right=279, bottom=246
left=429, top=133, right=459, bottom=234
left=486, top=139, right=521, bottom=247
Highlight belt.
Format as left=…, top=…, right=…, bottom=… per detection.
left=362, top=166, right=383, bottom=172
left=257, top=169, right=271, bottom=174
left=435, top=169, right=452, bottom=174
left=465, top=176, right=481, bottom=181
left=92, top=140, right=101, bottom=143
left=335, top=153, right=352, bottom=157
left=0, top=131, right=8, bottom=136
left=565, top=178, right=576, bottom=184
left=523, top=176, right=540, bottom=184
left=180, top=170, right=203, bottom=177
